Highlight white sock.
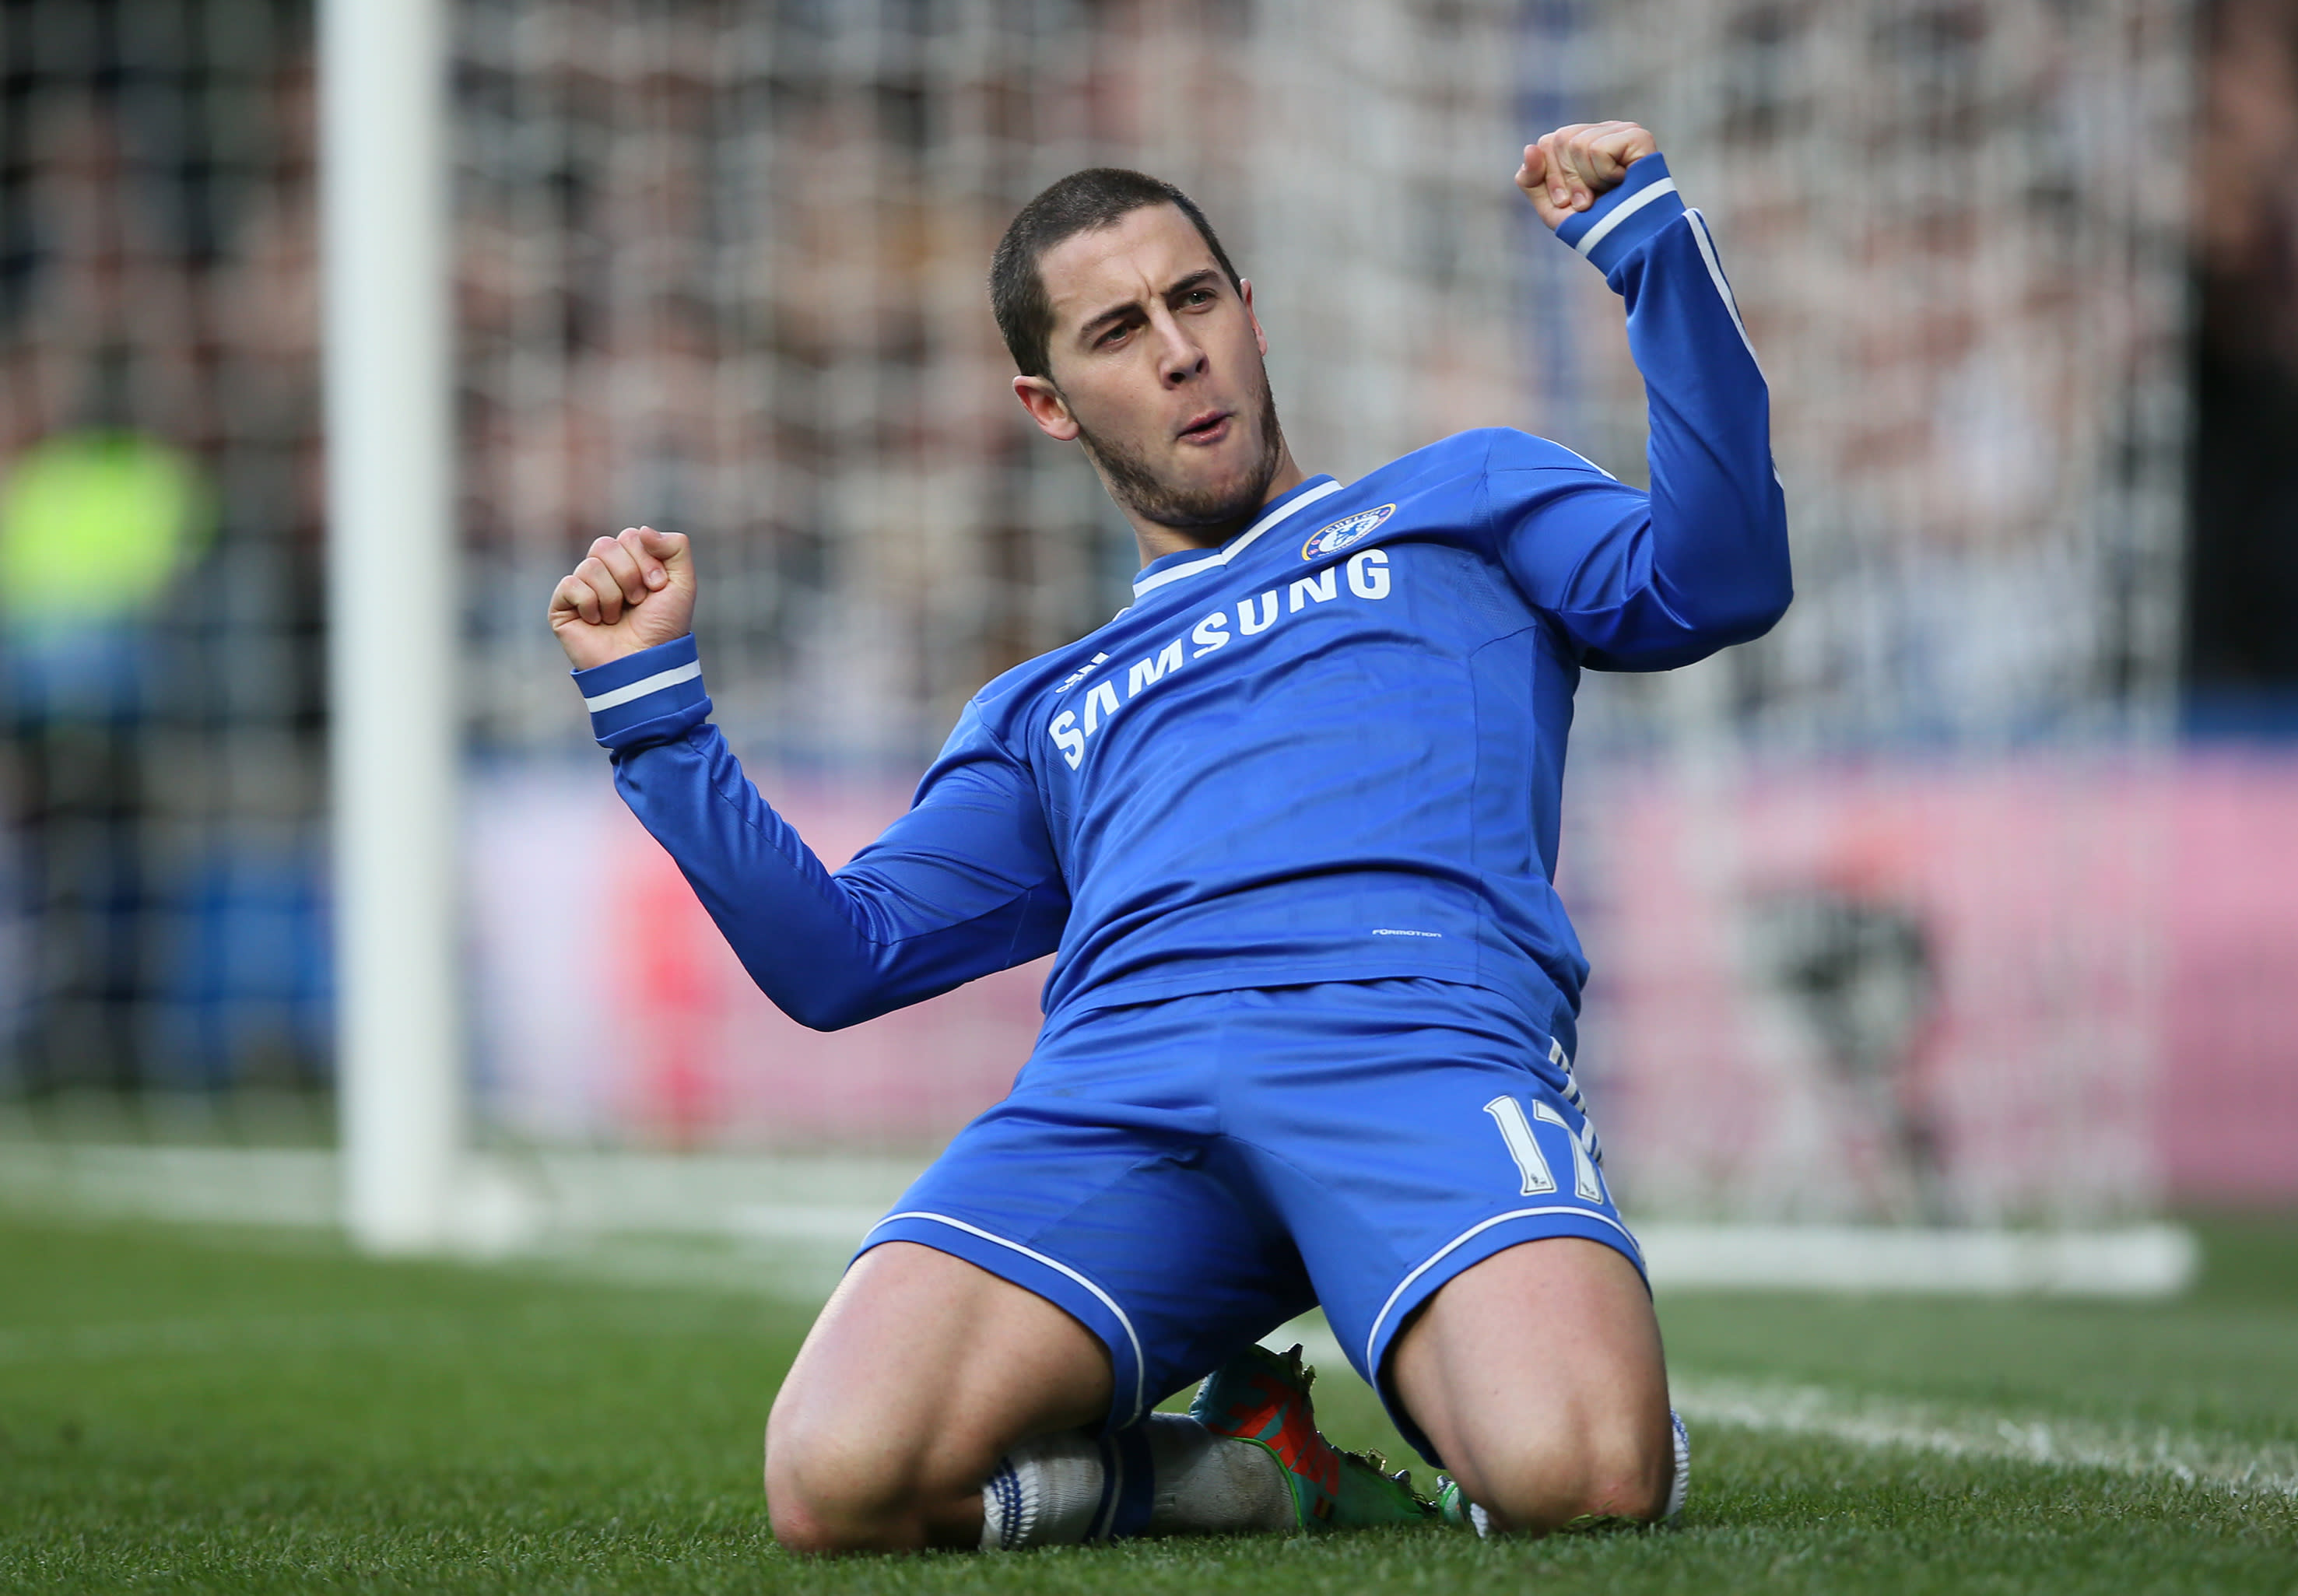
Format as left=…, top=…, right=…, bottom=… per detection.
left=979, top=1430, right=1104, bottom=1550
left=1142, top=1412, right=1296, bottom=1535
left=977, top=1415, right=1296, bottom=1549
left=1664, top=1408, right=1690, bottom=1521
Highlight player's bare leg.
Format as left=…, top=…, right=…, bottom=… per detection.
left=1388, top=1236, right=1675, bottom=1534
left=766, top=1242, right=1113, bottom=1552
left=766, top=1240, right=1423, bottom=1552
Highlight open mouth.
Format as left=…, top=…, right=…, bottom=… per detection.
left=1177, top=409, right=1232, bottom=444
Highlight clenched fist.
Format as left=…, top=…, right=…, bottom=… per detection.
left=1516, top=121, right=1659, bottom=231
left=549, top=525, right=696, bottom=672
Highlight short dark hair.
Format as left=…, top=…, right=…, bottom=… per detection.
left=990, top=168, right=1244, bottom=380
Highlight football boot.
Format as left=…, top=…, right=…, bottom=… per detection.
left=1190, top=1342, right=1435, bottom=1532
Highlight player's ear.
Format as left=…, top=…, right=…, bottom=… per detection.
left=1240, top=279, right=1268, bottom=359
left=1012, top=373, right=1081, bottom=443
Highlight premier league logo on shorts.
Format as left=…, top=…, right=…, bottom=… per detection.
left=1300, top=503, right=1395, bottom=559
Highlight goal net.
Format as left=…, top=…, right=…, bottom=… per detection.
left=452, top=0, right=2195, bottom=1232
left=1546, top=0, right=2191, bottom=1226
left=0, top=1, right=2199, bottom=1243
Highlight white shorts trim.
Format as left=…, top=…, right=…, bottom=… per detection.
left=1363, top=1206, right=1646, bottom=1374
left=868, top=1210, right=1149, bottom=1426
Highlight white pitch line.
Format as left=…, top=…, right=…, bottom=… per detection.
left=1673, top=1376, right=2298, bottom=1498
left=1249, top=1318, right=2298, bottom=1501
left=1262, top=1317, right=1350, bottom=1372
left=12, top=1303, right=2290, bottom=1500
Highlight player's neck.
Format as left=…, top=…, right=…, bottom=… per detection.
left=1128, top=451, right=1309, bottom=567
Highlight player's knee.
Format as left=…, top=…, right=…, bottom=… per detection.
left=763, top=1411, right=935, bottom=1554
left=764, top=1486, right=858, bottom=1557
left=1472, top=1415, right=1671, bottom=1532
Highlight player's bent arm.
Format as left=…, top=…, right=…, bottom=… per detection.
left=1497, top=149, right=1793, bottom=671
left=577, top=638, right=1069, bottom=1030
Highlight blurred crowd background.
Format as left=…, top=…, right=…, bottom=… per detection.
left=0, top=0, right=2292, bottom=1222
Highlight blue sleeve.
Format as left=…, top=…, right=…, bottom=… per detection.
left=1492, top=153, right=1792, bottom=672
left=571, top=636, right=1069, bottom=1031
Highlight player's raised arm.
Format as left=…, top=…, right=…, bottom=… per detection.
left=1496, top=122, right=1792, bottom=672
left=548, top=535, right=1068, bottom=1031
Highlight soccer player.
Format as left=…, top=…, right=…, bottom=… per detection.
left=549, top=121, right=1789, bottom=1551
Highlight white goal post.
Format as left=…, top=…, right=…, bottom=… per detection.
left=321, top=0, right=461, bottom=1253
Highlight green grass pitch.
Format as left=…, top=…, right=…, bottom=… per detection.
left=2, top=1208, right=2293, bottom=1593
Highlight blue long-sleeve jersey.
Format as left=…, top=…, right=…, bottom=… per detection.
left=573, top=156, right=1790, bottom=1058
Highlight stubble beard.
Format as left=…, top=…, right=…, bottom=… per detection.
left=1073, top=375, right=1287, bottom=538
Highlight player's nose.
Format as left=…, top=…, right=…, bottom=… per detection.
left=1149, top=311, right=1209, bottom=386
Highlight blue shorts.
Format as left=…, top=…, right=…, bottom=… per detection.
left=854, top=978, right=1644, bottom=1464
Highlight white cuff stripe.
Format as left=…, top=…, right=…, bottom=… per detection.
left=582, top=659, right=702, bottom=713
left=868, top=1211, right=1149, bottom=1426
left=1363, top=1205, right=1644, bottom=1374
left=1571, top=177, right=1679, bottom=259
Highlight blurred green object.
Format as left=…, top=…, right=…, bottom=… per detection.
left=0, top=430, right=211, bottom=631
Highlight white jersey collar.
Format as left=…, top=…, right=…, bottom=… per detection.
left=1129, top=477, right=1345, bottom=598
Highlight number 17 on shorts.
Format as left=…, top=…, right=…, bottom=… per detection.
left=1483, top=1093, right=1608, bottom=1205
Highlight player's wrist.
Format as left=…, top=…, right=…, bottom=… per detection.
left=557, top=626, right=681, bottom=673
left=570, top=632, right=711, bottom=751
left=1550, top=152, right=1685, bottom=276
left=557, top=636, right=638, bottom=673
